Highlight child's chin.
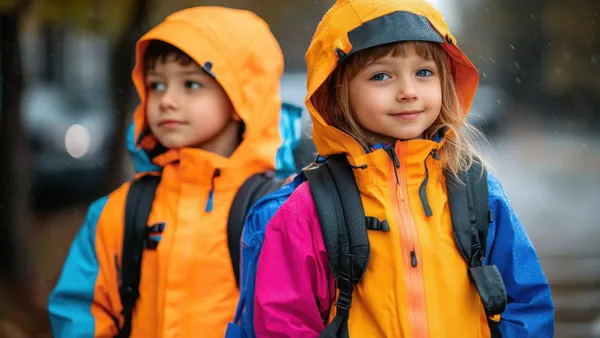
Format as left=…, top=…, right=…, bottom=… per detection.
left=157, top=137, right=191, bottom=150
left=391, top=129, right=426, bottom=141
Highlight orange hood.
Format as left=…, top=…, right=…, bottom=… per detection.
left=304, top=0, right=479, bottom=158
left=130, top=6, right=284, bottom=173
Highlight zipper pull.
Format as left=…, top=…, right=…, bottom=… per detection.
left=205, top=168, right=221, bottom=212
left=385, top=146, right=401, bottom=168
left=410, top=250, right=418, bottom=267
left=431, top=148, right=440, bottom=160
left=385, top=146, right=403, bottom=201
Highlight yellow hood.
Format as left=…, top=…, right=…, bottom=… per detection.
left=304, top=0, right=479, bottom=158
left=130, top=6, right=284, bottom=173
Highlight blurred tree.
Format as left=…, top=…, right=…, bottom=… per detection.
left=0, top=1, right=49, bottom=335
left=0, top=0, right=31, bottom=294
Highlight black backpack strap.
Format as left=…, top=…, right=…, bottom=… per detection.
left=447, top=159, right=507, bottom=325
left=117, top=174, right=161, bottom=338
left=304, top=154, right=370, bottom=338
left=447, top=159, right=489, bottom=264
left=227, top=171, right=284, bottom=286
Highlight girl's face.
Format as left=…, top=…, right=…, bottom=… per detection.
left=349, top=49, right=442, bottom=144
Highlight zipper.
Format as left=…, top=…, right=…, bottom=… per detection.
left=386, top=144, right=429, bottom=338
left=205, top=168, right=221, bottom=212
left=385, top=147, right=403, bottom=201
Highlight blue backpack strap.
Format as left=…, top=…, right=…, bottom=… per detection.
left=227, top=172, right=284, bottom=286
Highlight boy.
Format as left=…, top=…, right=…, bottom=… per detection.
left=48, top=6, right=289, bottom=337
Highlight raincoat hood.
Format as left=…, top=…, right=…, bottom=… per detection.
left=128, top=6, right=284, bottom=175
left=304, top=0, right=479, bottom=158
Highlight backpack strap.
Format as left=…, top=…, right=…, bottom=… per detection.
left=446, top=159, right=507, bottom=320
left=118, top=174, right=161, bottom=338
left=228, top=172, right=284, bottom=286
left=117, top=171, right=283, bottom=337
left=304, top=154, right=370, bottom=338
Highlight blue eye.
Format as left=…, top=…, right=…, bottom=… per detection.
left=416, top=69, right=433, bottom=77
left=370, top=73, right=390, bottom=81
left=186, top=81, right=202, bottom=89
left=149, top=82, right=166, bottom=91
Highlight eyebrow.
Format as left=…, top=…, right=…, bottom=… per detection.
left=146, top=69, right=206, bottom=76
left=367, top=56, right=437, bottom=68
left=366, top=58, right=393, bottom=67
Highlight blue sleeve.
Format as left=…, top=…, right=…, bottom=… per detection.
left=48, top=196, right=112, bottom=337
left=484, top=174, right=555, bottom=337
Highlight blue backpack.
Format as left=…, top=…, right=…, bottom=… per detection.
left=225, top=174, right=306, bottom=338
left=226, top=154, right=506, bottom=338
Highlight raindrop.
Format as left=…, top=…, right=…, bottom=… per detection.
left=497, top=99, right=502, bottom=105
left=482, top=72, right=487, bottom=78
left=514, top=62, right=520, bottom=69
left=592, top=56, right=598, bottom=66
left=516, top=77, right=522, bottom=84
left=490, top=58, right=496, bottom=64
left=547, top=42, right=553, bottom=47
left=510, top=44, right=515, bottom=50
left=582, top=142, right=587, bottom=148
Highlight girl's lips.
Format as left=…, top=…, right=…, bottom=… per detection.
left=391, top=110, right=422, bottom=120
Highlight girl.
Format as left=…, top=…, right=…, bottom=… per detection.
left=253, top=0, right=554, bottom=337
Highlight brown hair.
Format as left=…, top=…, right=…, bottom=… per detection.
left=144, top=40, right=194, bottom=70
left=311, top=41, right=486, bottom=178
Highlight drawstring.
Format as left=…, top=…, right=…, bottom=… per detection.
left=385, top=146, right=403, bottom=201
left=205, top=168, right=221, bottom=212
left=419, top=148, right=440, bottom=217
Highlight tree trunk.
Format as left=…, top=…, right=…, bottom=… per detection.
left=0, top=6, right=48, bottom=336
left=105, top=0, right=150, bottom=190
left=0, top=8, right=33, bottom=295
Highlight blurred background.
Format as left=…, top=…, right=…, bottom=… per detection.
left=0, top=0, right=599, bottom=336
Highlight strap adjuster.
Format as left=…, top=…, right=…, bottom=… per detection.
left=335, top=274, right=353, bottom=315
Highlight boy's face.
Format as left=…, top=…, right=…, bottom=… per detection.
left=145, top=55, right=239, bottom=151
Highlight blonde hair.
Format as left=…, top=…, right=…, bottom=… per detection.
left=311, top=41, right=487, bottom=179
